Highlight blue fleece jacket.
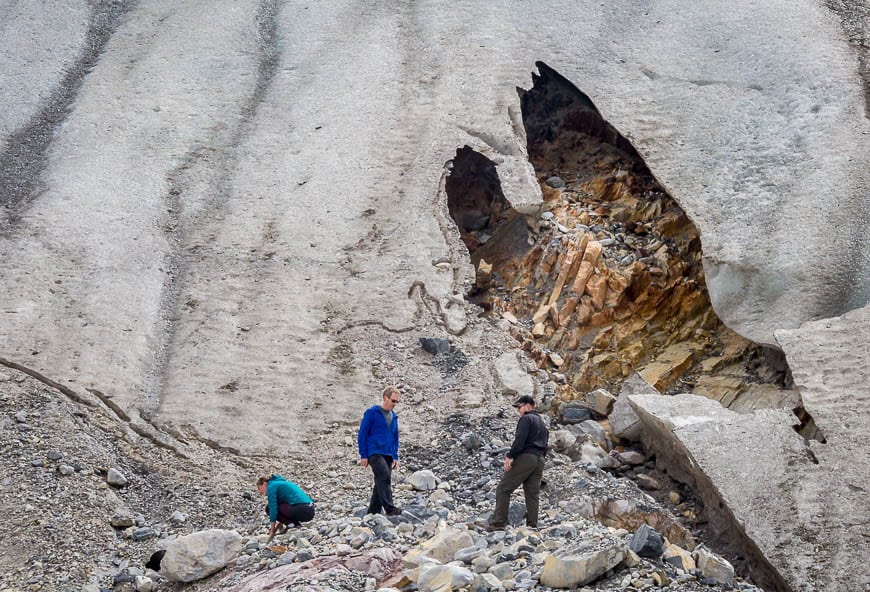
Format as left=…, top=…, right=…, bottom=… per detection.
left=357, top=404, right=399, bottom=460
left=265, top=474, right=312, bottom=522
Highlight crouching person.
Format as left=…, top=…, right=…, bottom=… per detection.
left=256, top=474, right=315, bottom=536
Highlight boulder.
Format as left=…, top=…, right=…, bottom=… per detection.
left=663, top=543, right=696, bottom=572
left=694, top=545, right=734, bottom=585
left=585, top=388, right=616, bottom=416
left=628, top=524, right=664, bottom=558
left=160, top=529, right=243, bottom=583
left=402, top=527, right=475, bottom=567
left=471, top=573, right=504, bottom=591
left=492, top=352, right=534, bottom=398
left=418, top=564, right=474, bottom=591
left=610, top=373, right=657, bottom=440
left=407, top=469, right=438, bottom=491
left=539, top=540, right=626, bottom=588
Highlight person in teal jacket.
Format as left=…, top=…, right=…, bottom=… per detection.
left=256, top=474, right=315, bottom=536
left=357, top=385, right=401, bottom=515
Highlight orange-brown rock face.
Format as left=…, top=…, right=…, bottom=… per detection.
left=448, top=65, right=787, bottom=409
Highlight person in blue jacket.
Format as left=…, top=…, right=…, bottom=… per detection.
left=357, top=385, right=401, bottom=516
left=256, top=474, right=315, bottom=536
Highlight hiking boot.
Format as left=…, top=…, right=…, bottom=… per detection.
left=486, top=523, right=506, bottom=532
left=386, top=507, right=402, bottom=517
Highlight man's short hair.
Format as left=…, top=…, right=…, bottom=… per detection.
left=512, top=395, right=535, bottom=408
left=382, top=385, right=400, bottom=399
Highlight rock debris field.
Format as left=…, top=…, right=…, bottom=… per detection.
left=1, top=366, right=766, bottom=592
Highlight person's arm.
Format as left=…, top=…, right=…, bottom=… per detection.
left=267, top=483, right=278, bottom=523
left=392, top=412, right=399, bottom=468
left=358, top=409, right=371, bottom=466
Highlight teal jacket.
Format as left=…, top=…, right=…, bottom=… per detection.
left=265, top=474, right=312, bottom=522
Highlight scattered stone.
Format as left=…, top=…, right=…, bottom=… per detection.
left=134, top=575, right=156, bottom=592
left=418, top=563, right=474, bottom=591
left=107, top=468, right=128, bottom=487
left=585, top=389, right=617, bottom=416
left=561, top=405, right=592, bottom=425
left=635, top=473, right=662, bottom=490
left=461, top=433, right=483, bottom=450
left=662, top=543, right=696, bottom=572
left=420, top=338, right=451, bottom=355
left=493, top=353, right=534, bottom=398
left=694, top=545, right=735, bottom=584
left=407, top=470, right=438, bottom=491
left=58, top=464, right=75, bottom=476
left=170, top=510, right=188, bottom=524
left=628, top=524, right=665, bottom=558
left=46, top=450, right=63, bottom=461
left=546, top=176, right=565, bottom=189
left=111, top=512, right=136, bottom=528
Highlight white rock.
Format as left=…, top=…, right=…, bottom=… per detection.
left=493, top=352, right=534, bottom=398
left=160, top=529, right=243, bottom=582
left=134, top=575, right=156, bottom=592
left=694, top=545, right=734, bottom=584
left=407, top=469, right=438, bottom=491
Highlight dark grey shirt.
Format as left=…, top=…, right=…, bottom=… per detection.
left=508, top=411, right=549, bottom=458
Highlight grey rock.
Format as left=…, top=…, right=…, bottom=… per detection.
left=106, top=468, right=128, bottom=487
left=635, top=473, right=662, bottom=490
left=46, top=450, right=62, bottom=461
left=111, top=512, right=135, bottom=528
left=420, top=337, right=450, bottom=355
left=14, top=411, right=27, bottom=423
left=160, top=529, right=243, bottom=582
left=454, top=545, right=483, bottom=564
left=694, top=545, right=735, bottom=585
left=170, top=511, right=188, bottom=524
left=561, top=406, right=593, bottom=425
left=539, top=539, right=626, bottom=588
left=629, top=524, right=665, bottom=558
left=58, top=464, right=75, bottom=476
left=492, top=352, right=534, bottom=398
left=132, top=527, right=156, bottom=541
left=545, top=176, right=565, bottom=189
left=461, top=432, right=483, bottom=450
left=407, top=469, right=437, bottom=491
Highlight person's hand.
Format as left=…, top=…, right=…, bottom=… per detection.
left=267, top=522, right=277, bottom=537
left=359, top=458, right=368, bottom=468
left=504, top=457, right=513, bottom=471
left=392, top=459, right=398, bottom=469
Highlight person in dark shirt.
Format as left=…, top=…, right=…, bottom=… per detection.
left=489, top=394, right=549, bottom=529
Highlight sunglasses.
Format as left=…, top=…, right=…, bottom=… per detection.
left=388, top=398, right=400, bottom=404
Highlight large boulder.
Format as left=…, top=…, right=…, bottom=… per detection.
left=402, top=527, right=475, bottom=567
left=160, top=529, right=242, bottom=583
left=539, top=539, right=626, bottom=588
left=492, top=352, right=534, bottom=398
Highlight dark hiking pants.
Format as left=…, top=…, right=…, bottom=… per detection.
left=491, top=452, right=545, bottom=527
left=366, top=454, right=397, bottom=514
left=264, top=502, right=315, bottom=526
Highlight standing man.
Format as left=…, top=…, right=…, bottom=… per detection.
left=490, top=394, right=549, bottom=529
left=358, top=385, right=401, bottom=516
